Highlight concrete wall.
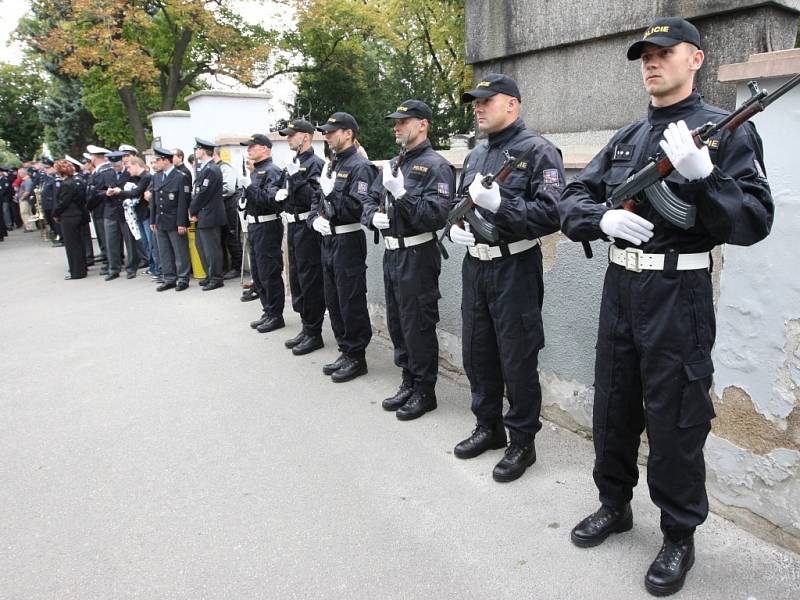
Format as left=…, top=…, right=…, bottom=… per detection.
left=149, top=110, right=194, bottom=165
left=465, top=1, right=800, bottom=133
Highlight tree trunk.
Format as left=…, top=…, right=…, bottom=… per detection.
left=160, top=28, right=193, bottom=111
left=118, top=86, right=147, bottom=151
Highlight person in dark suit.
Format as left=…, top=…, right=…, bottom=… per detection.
left=150, top=147, right=192, bottom=291
left=190, top=138, right=227, bottom=290
left=52, top=160, right=88, bottom=280
left=101, top=152, right=138, bottom=279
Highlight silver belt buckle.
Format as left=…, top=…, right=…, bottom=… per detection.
left=475, top=244, right=492, bottom=261
left=624, top=247, right=643, bottom=272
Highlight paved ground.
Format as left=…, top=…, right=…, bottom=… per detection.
left=1, top=229, right=799, bottom=600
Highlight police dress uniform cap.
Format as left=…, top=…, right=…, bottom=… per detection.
left=65, top=154, right=83, bottom=168
left=153, top=146, right=175, bottom=159
left=240, top=133, right=273, bottom=147
left=194, top=137, right=216, bottom=151
left=82, top=152, right=92, bottom=161
left=461, top=73, right=521, bottom=103
left=316, top=112, right=359, bottom=134
left=626, top=17, right=702, bottom=60
left=106, top=151, right=125, bottom=163
left=119, top=143, right=138, bottom=154
left=279, top=119, right=315, bottom=136
left=86, top=144, right=111, bottom=155
left=385, top=99, right=433, bottom=121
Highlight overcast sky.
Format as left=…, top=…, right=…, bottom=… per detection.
left=0, top=0, right=296, bottom=120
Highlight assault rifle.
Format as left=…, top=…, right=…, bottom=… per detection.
left=375, top=144, right=407, bottom=244
left=439, top=145, right=537, bottom=254
left=610, top=75, right=800, bottom=229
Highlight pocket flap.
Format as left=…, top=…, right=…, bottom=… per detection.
left=684, top=358, right=714, bottom=382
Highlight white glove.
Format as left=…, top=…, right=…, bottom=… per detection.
left=659, top=120, right=713, bottom=181
left=312, top=216, right=331, bottom=236
left=319, top=163, right=335, bottom=196
left=275, top=189, right=288, bottom=202
left=449, top=222, right=476, bottom=246
left=599, top=209, right=654, bottom=246
left=382, top=165, right=405, bottom=199
left=372, top=212, right=390, bottom=230
left=468, top=173, right=501, bottom=213
left=286, top=160, right=300, bottom=176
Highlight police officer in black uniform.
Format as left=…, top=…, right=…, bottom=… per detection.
left=101, top=152, right=139, bottom=279
left=38, top=158, right=63, bottom=246
left=310, top=112, right=377, bottom=382
left=85, top=145, right=113, bottom=271
left=240, top=133, right=286, bottom=332
left=559, top=18, right=773, bottom=597
left=278, top=119, right=327, bottom=356
left=449, top=74, right=564, bottom=482
left=0, top=166, right=11, bottom=241
left=190, top=138, right=227, bottom=291
left=150, top=146, right=192, bottom=291
left=363, top=100, right=455, bottom=419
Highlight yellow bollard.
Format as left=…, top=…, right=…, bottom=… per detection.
left=187, top=223, right=206, bottom=279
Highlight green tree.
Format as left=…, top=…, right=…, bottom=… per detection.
left=283, top=0, right=471, bottom=159
left=18, top=0, right=277, bottom=150
left=0, top=62, right=46, bottom=159
left=39, top=75, right=97, bottom=159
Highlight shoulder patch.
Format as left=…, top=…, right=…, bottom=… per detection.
left=337, top=171, right=349, bottom=179
left=184, top=185, right=190, bottom=193
left=412, top=164, right=429, bottom=174
left=542, top=169, right=561, bottom=187
left=357, top=181, right=368, bottom=194
left=437, top=182, right=450, bottom=197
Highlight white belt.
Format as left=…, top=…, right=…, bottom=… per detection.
left=467, top=238, right=539, bottom=261
left=325, top=222, right=361, bottom=235
left=384, top=232, right=436, bottom=251
left=246, top=214, right=279, bottom=223
left=609, top=245, right=710, bottom=272
left=282, top=211, right=310, bottom=224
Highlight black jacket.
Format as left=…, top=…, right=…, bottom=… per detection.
left=52, top=176, right=86, bottom=219
left=560, top=92, right=773, bottom=252
left=458, top=118, right=564, bottom=244
left=285, top=147, right=324, bottom=217
left=190, top=160, right=226, bottom=228
left=102, top=168, right=131, bottom=222
left=363, top=139, right=455, bottom=237
left=150, top=168, right=190, bottom=231
left=309, top=145, right=378, bottom=227
left=86, top=162, right=114, bottom=212
left=244, top=157, right=284, bottom=217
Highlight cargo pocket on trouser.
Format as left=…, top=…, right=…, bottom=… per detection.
left=678, top=358, right=716, bottom=428
left=416, top=289, right=441, bottom=331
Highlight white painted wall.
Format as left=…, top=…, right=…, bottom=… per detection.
left=149, top=111, right=195, bottom=164
left=185, top=91, right=272, bottom=142
left=707, top=74, right=800, bottom=542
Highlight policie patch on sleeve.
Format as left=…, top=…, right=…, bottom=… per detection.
left=613, top=144, right=635, bottom=161
left=542, top=168, right=561, bottom=187
left=357, top=181, right=368, bottom=194
left=437, top=182, right=450, bottom=197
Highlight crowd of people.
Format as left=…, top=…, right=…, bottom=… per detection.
left=1, top=18, right=776, bottom=597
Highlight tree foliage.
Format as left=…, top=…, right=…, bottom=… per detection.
left=18, top=0, right=276, bottom=150
left=0, top=63, right=46, bottom=160
left=283, top=0, right=472, bottom=159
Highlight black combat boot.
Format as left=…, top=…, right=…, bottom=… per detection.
left=323, top=353, right=348, bottom=375
left=292, top=334, right=323, bottom=356
left=570, top=504, right=633, bottom=548
left=644, top=535, right=695, bottom=596
left=284, top=331, right=306, bottom=348
left=250, top=313, right=268, bottom=329
left=257, top=314, right=285, bottom=333
left=382, top=374, right=414, bottom=411
left=331, top=356, right=367, bottom=383
left=453, top=424, right=507, bottom=459
left=396, top=386, right=437, bottom=421
left=492, top=441, right=536, bottom=482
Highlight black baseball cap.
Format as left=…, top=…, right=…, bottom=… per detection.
left=194, top=137, right=216, bottom=151
left=240, top=133, right=273, bottom=148
left=461, top=73, right=521, bottom=104
left=627, top=17, right=702, bottom=61
left=153, top=147, right=174, bottom=159
left=385, top=99, right=433, bottom=121
left=316, top=112, right=359, bottom=134
left=279, top=119, right=315, bottom=136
